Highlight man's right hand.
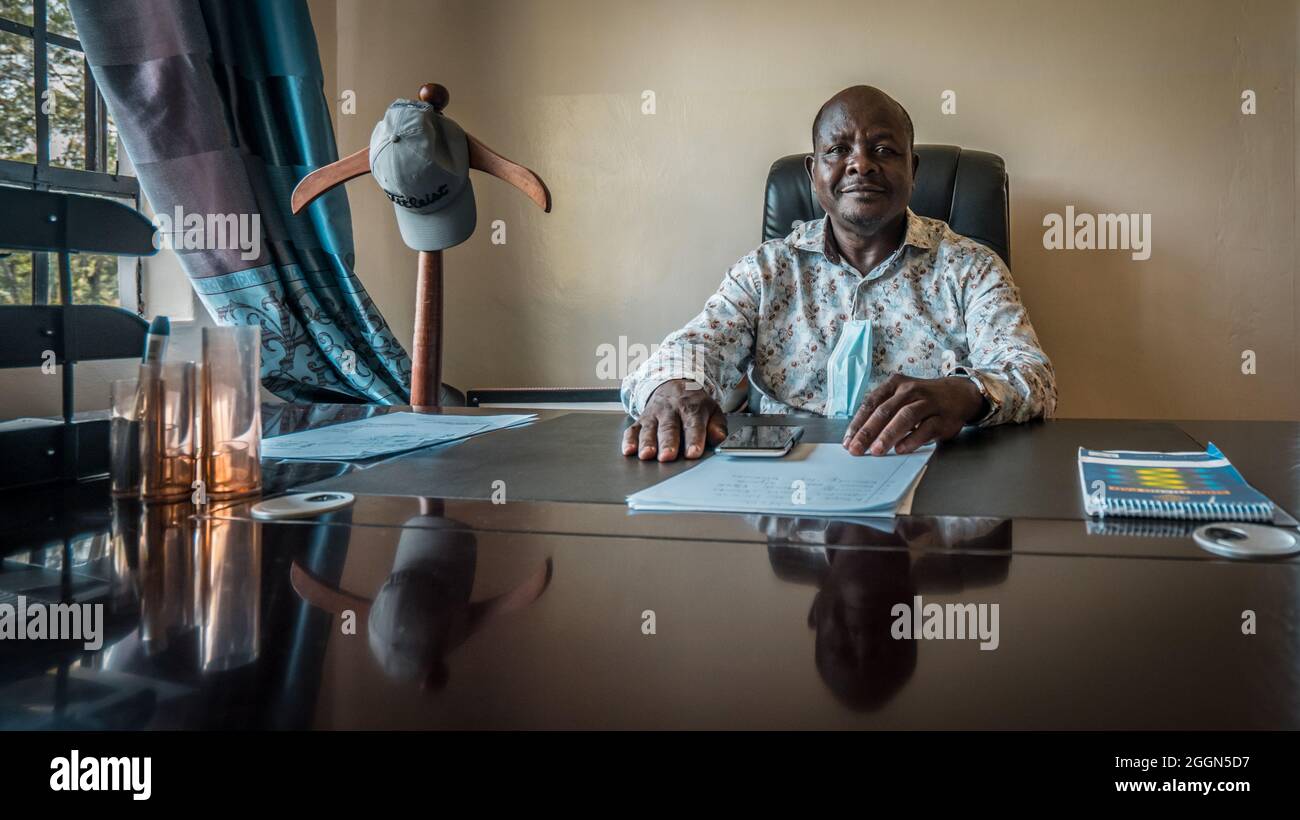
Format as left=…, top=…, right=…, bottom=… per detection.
left=621, top=379, right=728, bottom=461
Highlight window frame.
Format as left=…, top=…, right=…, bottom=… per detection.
left=0, top=0, right=141, bottom=309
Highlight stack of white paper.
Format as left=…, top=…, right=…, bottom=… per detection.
left=261, top=412, right=536, bottom=461
left=626, top=442, right=934, bottom=517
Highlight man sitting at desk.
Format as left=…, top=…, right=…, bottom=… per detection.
left=620, top=85, right=1057, bottom=461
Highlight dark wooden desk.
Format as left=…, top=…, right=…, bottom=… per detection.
left=286, top=410, right=1300, bottom=525
left=1177, top=419, right=1300, bottom=523
left=1, top=405, right=1296, bottom=729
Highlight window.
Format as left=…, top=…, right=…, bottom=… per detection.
left=0, top=0, right=140, bottom=309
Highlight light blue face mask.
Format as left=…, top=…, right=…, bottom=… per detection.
left=824, top=319, right=873, bottom=418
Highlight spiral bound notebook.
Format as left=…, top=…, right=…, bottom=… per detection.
left=1078, top=443, right=1274, bottom=521
left=1085, top=518, right=1200, bottom=538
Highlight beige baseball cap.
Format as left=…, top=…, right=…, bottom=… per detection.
left=369, top=99, right=477, bottom=251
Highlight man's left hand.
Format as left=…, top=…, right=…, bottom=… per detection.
left=842, top=374, right=986, bottom=456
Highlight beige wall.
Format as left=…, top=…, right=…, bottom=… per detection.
left=319, top=0, right=1297, bottom=420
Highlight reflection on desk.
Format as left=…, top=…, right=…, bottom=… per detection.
left=1, top=405, right=1298, bottom=730
left=1, top=494, right=1297, bottom=729
left=289, top=499, right=553, bottom=691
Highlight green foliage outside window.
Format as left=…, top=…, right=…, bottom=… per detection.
left=1, top=0, right=128, bottom=307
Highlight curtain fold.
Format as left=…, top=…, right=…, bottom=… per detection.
left=70, top=0, right=411, bottom=403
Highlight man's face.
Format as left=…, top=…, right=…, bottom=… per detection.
left=806, top=96, right=917, bottom=236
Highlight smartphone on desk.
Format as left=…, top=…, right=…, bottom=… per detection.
left=716, top=425, right=804, bottom=457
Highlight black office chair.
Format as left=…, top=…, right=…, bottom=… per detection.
left=762, top=144, right=1011, bottom=266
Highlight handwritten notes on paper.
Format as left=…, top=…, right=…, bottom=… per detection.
left=627, top=442, right=934, bottom=517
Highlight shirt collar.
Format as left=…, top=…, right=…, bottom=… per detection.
left=793, top=208, right=935, bottom=265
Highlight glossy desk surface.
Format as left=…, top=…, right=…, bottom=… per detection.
left=1, top=405, right=1298, bottom=729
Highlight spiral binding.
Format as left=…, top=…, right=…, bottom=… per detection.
left=1086, top=518, right=1199, bottom=538
left=1098, top=497, right=1272, bottom=521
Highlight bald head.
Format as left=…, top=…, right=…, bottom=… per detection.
left=812, top=86, right=914, bottom=152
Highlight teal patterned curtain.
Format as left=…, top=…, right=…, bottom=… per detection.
left=70, top=0, right=410, bottom=402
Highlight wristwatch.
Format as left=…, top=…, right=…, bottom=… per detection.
left=951, top=366, right=997, bottom=424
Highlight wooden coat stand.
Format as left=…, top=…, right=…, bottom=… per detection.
left=291, top=83, right=552, bottom=407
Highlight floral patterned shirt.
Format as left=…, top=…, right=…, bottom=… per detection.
left=621, top=210, right=1057, bottom=424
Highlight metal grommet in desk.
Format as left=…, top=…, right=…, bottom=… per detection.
left=251, top=492, right=356, bottom=520
left=1192, top=523, right=1300, bottom=559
